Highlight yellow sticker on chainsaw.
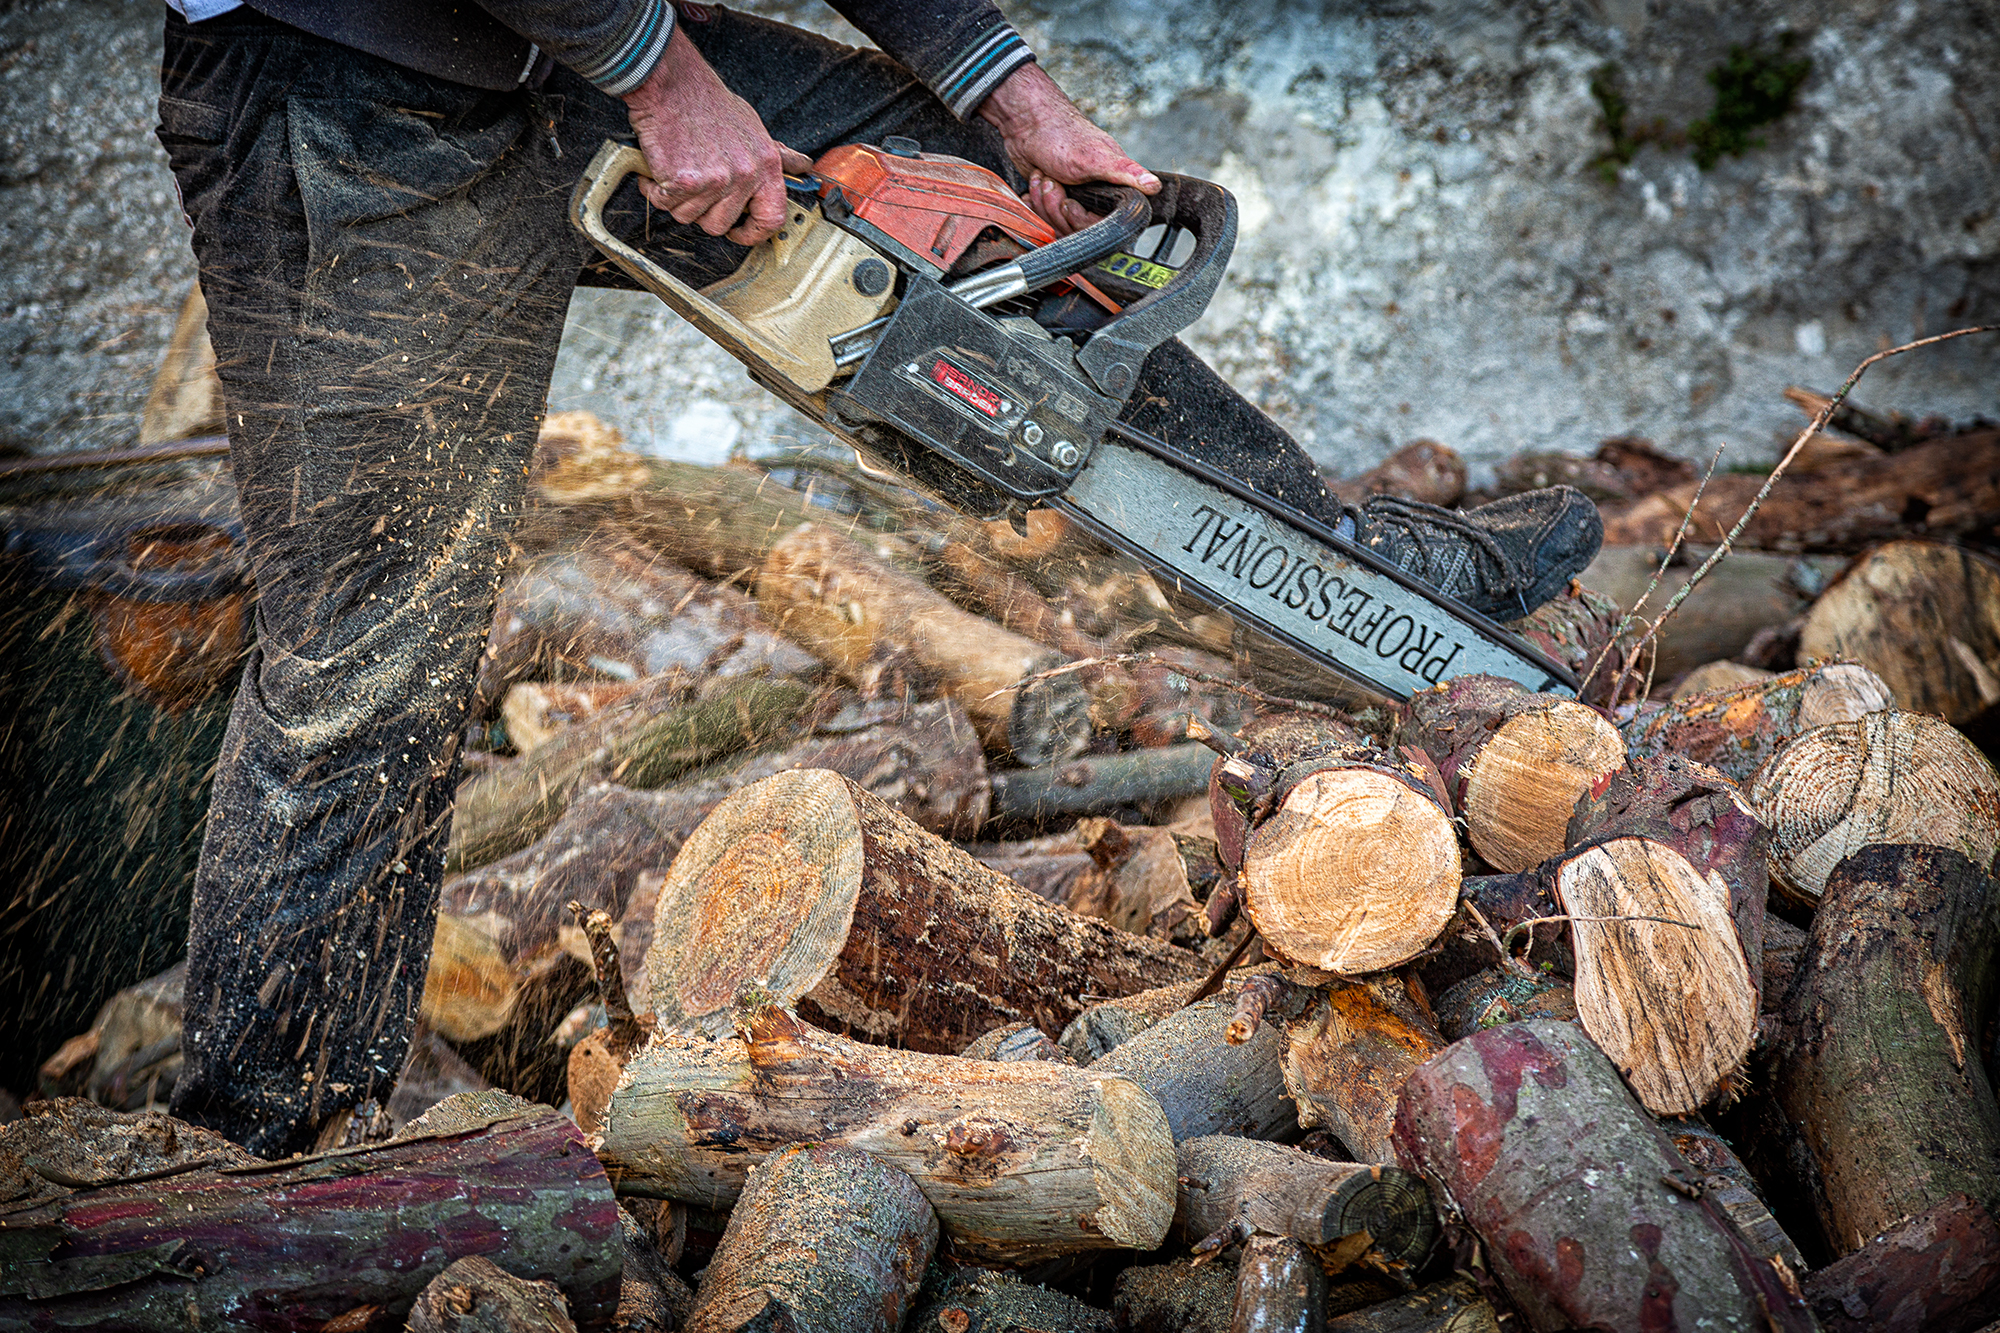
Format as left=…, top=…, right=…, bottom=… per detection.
left=1095, top=252, right=1174, bottom=289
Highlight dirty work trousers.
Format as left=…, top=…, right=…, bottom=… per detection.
left=158, top=2, right=1334, bottom=1156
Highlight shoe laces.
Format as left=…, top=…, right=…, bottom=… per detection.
left=1351, top=495, right=1529, bottom=608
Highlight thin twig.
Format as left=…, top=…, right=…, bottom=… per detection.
left=1462, top=898, right=1524, bottom=976
left=1613, top=325, right=1998, bottom=676
left=987, top=650, right=1349, bottom=719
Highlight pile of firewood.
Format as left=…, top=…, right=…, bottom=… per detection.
left=7, top=389, right=2000, bottom=1332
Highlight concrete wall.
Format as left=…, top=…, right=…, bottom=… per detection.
left=4, top=0, right=1994, bottom=477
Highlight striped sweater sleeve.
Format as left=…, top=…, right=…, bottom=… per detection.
left=826, top=2, right=1038, bottom=119
left=478, top=0, right=674, bottom=96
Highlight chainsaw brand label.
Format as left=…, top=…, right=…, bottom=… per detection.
left=930, top=357, right=1003, bottom=418
left=1177, top=504, right=1465, bottom=684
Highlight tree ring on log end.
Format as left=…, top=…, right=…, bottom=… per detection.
left=1081, top=1074, right=1178, bottom=1250
left=646, top=769, right=866, bottom=1036
left=1240, top=769, right=1459, bottom=974
left=1463, top=700, right=1626, bottom=872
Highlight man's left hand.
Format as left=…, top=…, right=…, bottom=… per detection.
left=978, top=64, right=1160, bottom=235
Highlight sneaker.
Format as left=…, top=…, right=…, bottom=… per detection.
left=1337, top=486, right=1603, bottom=620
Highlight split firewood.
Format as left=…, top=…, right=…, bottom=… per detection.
left=907, top=1265, right=1116, bottom=1333
left=1660, top=1115, right=1806, bottom=1272
left=1322, top=1277, right=1501, bottom=1333
left=1114, top=1259, right=1237, bottom=1333
left=756, top=522, right=1091, bottom=764
left=1773, top=844, right=2000, bottom=1257
left=1621, top=659, right=1892, bottom=787
left=1282, top=976, right=1448, bottom=1165
left=594, top=1005, right=1177, bottom=1264
left=1502, top=581, right=1649, bottom=709
left=1796, top=540, right=2000, bottom=725
left=990, top=740, right=1218, bottom=822
left=0, top=1092, right=621, bottom=1329
left=1600, top=427, right=2000, bottom=552
left=1432, top=967, right=1576, bottom=1042
left=681, top=1145, right=937, bottom=1333
left=1576, top=545, right=1835, bottom=683
left=1328, top=439, right=1467, bottom=508
left=1087, top=990, right=1305, bottom=1141
left=642, top=769, right=1198, bottom=1053
left=1175, top=1136, right=1437, bottom=1271
left=1399, top=673, right=1625, bottom=873
left=1548, top=834, right=1756, bottom=1115
left=477, top=532, right=819, bottom=718
left=447, top=673, right=818, bottom=872
left=1392, top=1020, right=1814, bottom=1332
left=406, top=1255, right=576, bottom=1333
left=1231, top=1236, right=1326, bottom=1333
left=1061, top=816, right=1206, bottom=944
left=1565, top=753, right=1770, bottom=997
left=1800, top=1192, right=2000, bottom=1333
left=959, top=1021, right=1071, bottom=1063
left=1751, top=709, right=2000, bottom=907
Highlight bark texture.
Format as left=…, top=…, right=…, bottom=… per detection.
left=1088, top=992, right=1304, bottom=1143
left=406, top=1255, right=577, bottom=1333
left=989, top=741, right=1217, bottom=822
left=1175, top=1135, right=1437, bottom=1269
left=1282, top=977, right=1448, bottom=1165
left=1230, top=1236, right=1325, bottom=1333
left=1801, top=1192, right=2000, bottom=1333
left=1620, top=660, right=1893, bottom=787
left=1321, top=1277, right=1501, bottom=1333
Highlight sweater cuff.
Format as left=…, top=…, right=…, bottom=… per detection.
left=578, top=0, right=674, bottom=96
left=933, top=22, right=1036, bottom=120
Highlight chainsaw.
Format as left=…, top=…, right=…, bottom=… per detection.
left=572, top=137, right=1577, bottom=703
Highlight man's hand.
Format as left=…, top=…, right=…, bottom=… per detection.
left=978, top=63, right=1160, bottom=236
left=622, top=26, right=813, bottom=245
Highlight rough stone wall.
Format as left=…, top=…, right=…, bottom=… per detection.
left=4, top=0, right=1994, bottom=477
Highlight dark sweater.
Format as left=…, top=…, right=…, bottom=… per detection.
left=241, top=0, right=1035, bottom=113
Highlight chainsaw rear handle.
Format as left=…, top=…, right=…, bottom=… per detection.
left=1074, top=172, right=1238, bottom=399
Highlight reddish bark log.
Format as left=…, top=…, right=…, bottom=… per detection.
left=1802, top=1193, right=2000, bottom=1333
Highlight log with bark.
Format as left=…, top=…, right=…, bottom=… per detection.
left=959, top=1020, right=1071, bottom=1063
left=1772, top=843, right=2000, bottom=1256
left=1391, top=1020, right=1815, bottom=1332
left=1600, top=427, right=2000, bottom=553
left=1750, top=709, right=2000, bottom=908
left=1058, top=972, right=1239, bottom=1064
left=680, top=1145, right=937, bottom=1333
left=907, top=1264, right=1116, bottom=1333
left=1322, top=1276, right=1501, bottom=1333
left=755, top=522, right=1092, bottom=764
left=1490, top=436, right=1696, bottom=508
left=1399, top=674, right=1625, bottom=873
left=1114, top=1259, right=1237, bottom=1333
left=406, top=1255, right=576, bottom=1333
left=1576, top=545, right=1839, bottom=684
left=989, top=741, right=1218, bottom=823
left=594, top=1005, right=1178, bottom=1263
left=1620, top=659, right=1893, bottom=786
left=1799, top=1192, right=2000, bottom=1333
left=1501, top=582, right=1649, bottom=709
left=0, top=1092, right=622, bottom=1330
left=1796, top=540, right=2000, bottom=726
left=1282, top=976, right=1448, bottom=1166
left=1432, top=968, right=1576, bottom=1042
left=1660, top=1115, right=1806, bottom=1272
left=1328, top=440, right=1468, bottom=508
left=1230, top=1236, right=1326, bottom=1333
left=640, top=768, right=1199, bottom=1053
left=1086, top=989, right=1305, bottom=1142
left=1175, top=1135, right=1437, bottom=1271
left=500, top=681, right=642, bottom=755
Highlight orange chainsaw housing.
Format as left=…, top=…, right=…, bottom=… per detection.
left=811, top=142, right=1117, bottom=309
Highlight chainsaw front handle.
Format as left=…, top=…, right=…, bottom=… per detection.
left=1077, top=173, right=1238, bottom=399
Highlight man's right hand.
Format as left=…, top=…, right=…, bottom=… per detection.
left=622, top=25, right=812, bottom=246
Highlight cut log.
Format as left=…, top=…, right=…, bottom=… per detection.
left=447, top=674, right=819, bottom=872
left=959, top=1021, right=1071, bottom=1063
left=1801, top=1192, right=2000, bottom=1333
left=1660, top=1115, right=1806, bottom=1272
left=1392, top=1020, right=1814, bottom=1332
left=908, top=1265, right=1116, bottom=1333
left=1621, top=659, right=1893, bottom=786
left=1400, top=674, right=1625, bottom=873
left=1751, top=709, right=2000, bottom=907
left=1550, top=835, right=1756, bottom=1115
left=1175, top=1135, right=1437, bottom=1270
left=594, top=1006, right=1177, bottom=1263
left=1058, top=973, right=1234, bottom=1064
left=1322, top=1277, right=1501, bottom=1333
left=1239, top=747, right=1460, bottom=972
left=1328, top=440, right=1467, bottom=508
left=1565, top=753, right=1770, bottom=999
left=1115, top=1259, right=1237, bottom=1333
left=1774, top=844, right=2000, bottom=1255
left=642, top=769, right=1198, bottom=1053
left=1062, top=816, right=1206, bottom=944
left=1231, top=1236, right=1326, bottom=1333
left=1577, top=545, right=1835, bottom=683
left=681, top=1145, right=937, bottom=1333
left=1416, top=871, right=1570, bottom=1000
left=1502, top=582, right=1649, bottom=709
left=756, top=522, right=1090, bottom=763
left=406, top=1255, right=576, bottom=1333
left=0, top=1093, right=620, bottom=1329
left=1672, top=660, right=1774, bottom=700
left=1599, top=428, right=2000, bottom=553
left=1432, top=968, right=1576, bottom=1042
left=990, top=741, right=1217, bottom=823
left=1282, top=977, right=1448, bottom=1165
left=1206, top=711, right=1372, bottom=872
left=1797, top=540, right=2000, bottom=725
left=1087, top=991, right=1306, bottom=1142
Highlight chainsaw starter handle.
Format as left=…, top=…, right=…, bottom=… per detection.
left=1077, top=172, right=1238, bottom=399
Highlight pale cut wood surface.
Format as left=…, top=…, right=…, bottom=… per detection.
left=1461, top=699, right=1626, bottom=872
left=1554, top=837, right=1755, bottom=1115
left=1752, top=709, right=2000, bottom=906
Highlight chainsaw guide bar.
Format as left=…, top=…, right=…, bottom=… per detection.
left=572, top=138, right=1578, bottom=704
